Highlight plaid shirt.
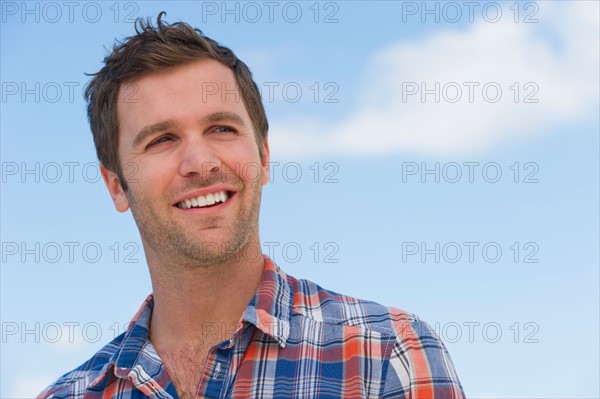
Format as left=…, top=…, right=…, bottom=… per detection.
left=38, top=256, right=464, bottom=398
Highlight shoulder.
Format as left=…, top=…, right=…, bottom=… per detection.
left=36, top=333, right=125, bottom=399
left=287, top=275, right=465, bottom=397
left=289, top=274, right=420, bottom=336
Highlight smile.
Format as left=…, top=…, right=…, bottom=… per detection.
left=176, top=190, right=231, bottom=209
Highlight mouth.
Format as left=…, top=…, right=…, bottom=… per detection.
left=175, top=190, right=235, bottom=210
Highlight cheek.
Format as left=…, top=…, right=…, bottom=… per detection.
left=219, top=146, right=261, bottom=174
left=120, top=161, right=142, bottom=185
left=132, top=159, right=174, bottom=193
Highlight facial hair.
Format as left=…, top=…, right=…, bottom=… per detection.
left=125, top=169, right=263, bottom=269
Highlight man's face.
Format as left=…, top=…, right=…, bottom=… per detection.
left=102, top=59, right=270, bottom=267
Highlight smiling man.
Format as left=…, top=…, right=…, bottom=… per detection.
left=38, top=13, right=464, bottom=399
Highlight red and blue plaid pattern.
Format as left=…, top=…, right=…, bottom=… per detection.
left=38, top=256, right=464, bottom=398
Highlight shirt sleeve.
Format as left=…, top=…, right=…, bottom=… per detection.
left=381, top=318, right=466, bottom=398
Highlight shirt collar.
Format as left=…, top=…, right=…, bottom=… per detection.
left=241, top=255, right=292, bottom=348
left=92, top=255, right=292, bottom=386
left=86, top=295, right=154, bottom=388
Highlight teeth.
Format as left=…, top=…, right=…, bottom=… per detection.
left=177, top=190, right=230, bottom=209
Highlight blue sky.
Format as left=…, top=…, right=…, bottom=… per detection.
left=1, top=1, right=599, bottom=397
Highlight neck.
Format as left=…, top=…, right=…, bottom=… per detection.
left=146, top=240, right=265, bottom=349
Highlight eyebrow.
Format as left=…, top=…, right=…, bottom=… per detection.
left=132, top=120, right=177, bottom=148
left=203, top=112, right=247, bottom=127
left=131, top=112, right=248, bottom=148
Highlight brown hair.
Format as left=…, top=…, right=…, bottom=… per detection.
left=84, top=12, right=268, bottom=190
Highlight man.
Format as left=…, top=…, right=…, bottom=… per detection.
left=38, top=13, right=464, bottom=399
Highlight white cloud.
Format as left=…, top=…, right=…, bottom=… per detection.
left=270, top=1, right=599, bottom=158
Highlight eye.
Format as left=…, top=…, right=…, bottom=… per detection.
left=147, top=135, right=173, bottom=148
left=212, top=126, right=237, bottom=135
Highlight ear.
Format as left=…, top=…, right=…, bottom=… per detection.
left=260, top=136, right=270, bottom=186
left=100, top=164, right=130, bottom=213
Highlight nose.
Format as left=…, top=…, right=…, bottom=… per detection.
left=177, top=135, right=220, bottom=179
